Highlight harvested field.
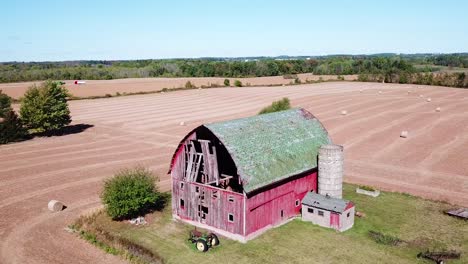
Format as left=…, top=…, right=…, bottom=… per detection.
left=0, top=81, right=467, bottom=263
left=0, top=73, right=357, bottom=99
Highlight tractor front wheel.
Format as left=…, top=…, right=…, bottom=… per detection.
left=196, top=239, right=208, bottom=252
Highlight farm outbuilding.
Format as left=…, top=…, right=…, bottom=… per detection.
left=301, top=192, right=354, bottom=232
left=169, top=108, right=349, bottom=242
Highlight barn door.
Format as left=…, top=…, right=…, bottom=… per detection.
left=330, top=212, right=340, bottom=230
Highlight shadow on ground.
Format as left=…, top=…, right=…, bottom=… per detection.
left=33, top=124, right=94, bottom=137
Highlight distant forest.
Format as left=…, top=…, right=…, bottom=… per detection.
left=1, top=53, right=467, bottom=88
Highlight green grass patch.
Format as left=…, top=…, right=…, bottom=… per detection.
left=73, top=183, right=467, bottom=264
left=358, top=185, right=376, bottom=192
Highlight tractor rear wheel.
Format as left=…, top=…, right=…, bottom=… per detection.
left=210, top=233, right=220, bottom=246
left=196, top=239, right=208, bottom=252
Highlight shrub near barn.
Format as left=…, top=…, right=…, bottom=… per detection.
left=101, top=167, right=165, bottom=220
left=258, top=97, right=291, bottom=115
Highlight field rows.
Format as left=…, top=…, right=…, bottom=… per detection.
left=0, top=81, right=467, bottom=264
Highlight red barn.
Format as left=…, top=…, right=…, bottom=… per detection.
left=168, top=108, right=331, bottom=242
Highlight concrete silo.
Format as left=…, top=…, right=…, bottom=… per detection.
left=318, top=144, right=344, bottom=199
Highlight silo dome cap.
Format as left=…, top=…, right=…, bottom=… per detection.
left=320, top=144, right=343, bottom=151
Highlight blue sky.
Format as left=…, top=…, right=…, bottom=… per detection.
left=1, top=0, right=467, bottom=62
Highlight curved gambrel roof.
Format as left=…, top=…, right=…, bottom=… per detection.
left=169, top=108, right=331, bottom=194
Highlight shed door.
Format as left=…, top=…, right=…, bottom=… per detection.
left=330, top=212, right=340, bottom=229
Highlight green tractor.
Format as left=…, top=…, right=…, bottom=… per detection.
left=188, top=229, right=220, bottom=252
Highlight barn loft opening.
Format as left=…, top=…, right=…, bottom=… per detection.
left=186, top=126, right=242, bottom=193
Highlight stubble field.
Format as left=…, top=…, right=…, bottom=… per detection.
left=0, top=81, right=467, bottom=263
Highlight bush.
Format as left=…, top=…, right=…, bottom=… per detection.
left=369, top=231, right=402, bottom=246
left=224, top=79, right=230, bottom=86
left=20, top=81, right=71, bottom=133
left=358, top=74, right=368, bottom=82
left=259, top=97, right=291, bottom=115
left=359, top=185, right=375, bottom=192
left=283, top=74, right=298, bottom=79
left=101, top=167, right=164, bottom=220
left=0, top=90, right=27, bottom=144
left=294, top=77, right=301, bottom=84
left=234, top=80, right=242, bottom=87
left=185, top=81, right=195, bottom=89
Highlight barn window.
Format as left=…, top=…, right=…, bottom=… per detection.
left=201, top=206, right=208, bottom=219
left=180, top=199, right=185, bottom=209
left=295, top=200, right=300, bottom=207
left=228, top=196, right=235, bottom=203
left=195, top=186, right=200, bottom=193
left=180, top=182, right=184, bottom=189
left=347, top=212, right=350, bottom=218
left=281, top=210, right=284, bottom=218
left=307, top=208, right=314, bottom=214
left=212, top=190, right=218, bottom=199
left=228, top=213, right=234, bottom=222
left=318, top=210, right=324, bottom=216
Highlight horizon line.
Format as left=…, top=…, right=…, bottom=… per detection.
left=2, top=52, right=467, bottom=64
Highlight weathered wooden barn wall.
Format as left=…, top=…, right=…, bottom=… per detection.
left=171, top=132, right=196, bottom=215
left=171, top=131, right=244, bottom=235
left=245, top=171, right=317, bottom=235
left=173, top=180, right=244, bottom=235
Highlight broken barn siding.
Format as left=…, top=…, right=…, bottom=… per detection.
left=199, top=139, right=220, bottom=184
left=245, top=171, right=317, bottom=235
left=173, top=179, right=244, bottom=235
left=171, top=132, right=196, bottom=215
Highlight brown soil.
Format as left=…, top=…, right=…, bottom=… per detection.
left=0, top=81, right=466, bottom=263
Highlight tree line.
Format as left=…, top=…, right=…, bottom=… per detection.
left=1, top=54, right=467, bottom=87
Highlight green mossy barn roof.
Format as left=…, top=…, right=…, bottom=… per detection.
left=205, top=108, right=331, bottom=193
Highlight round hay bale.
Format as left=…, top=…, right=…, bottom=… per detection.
left=407, top=90, right=411, bottom=94
left=48, top=200, right=65, bottom=212
left=419, top=95, right=424, bottom=98
left=400, top=131, right=408, bottom=138
left=179, top=121, right=185, bottom=126
left=378, top=91, right=382, bottom=94
left=359, top=89, right=363, bottom=93
left=435, top=107, right=441, bottom=112
left=341, top=110, right=348, bottom=115
left=426, top=98, right=432, bottom=102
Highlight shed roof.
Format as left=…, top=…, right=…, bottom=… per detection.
left=204, top=108, right=331, bottom=193
left=302, top=192, right=352, bottom=213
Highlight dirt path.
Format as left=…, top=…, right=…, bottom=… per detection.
left=0, top=81, right=467, bottom=264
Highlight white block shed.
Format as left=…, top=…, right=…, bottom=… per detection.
left=301, top=192, right=354, bottom=232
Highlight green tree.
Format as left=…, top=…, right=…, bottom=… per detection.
left=0, top=90, right=26, bottom=144
left=101, top=167, right=164, bottom=220
left=20, top=81, right=71, bottom=133
left=234, top=80, right=242, bottom=87
left=259, top=97, right=291, bottom=115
